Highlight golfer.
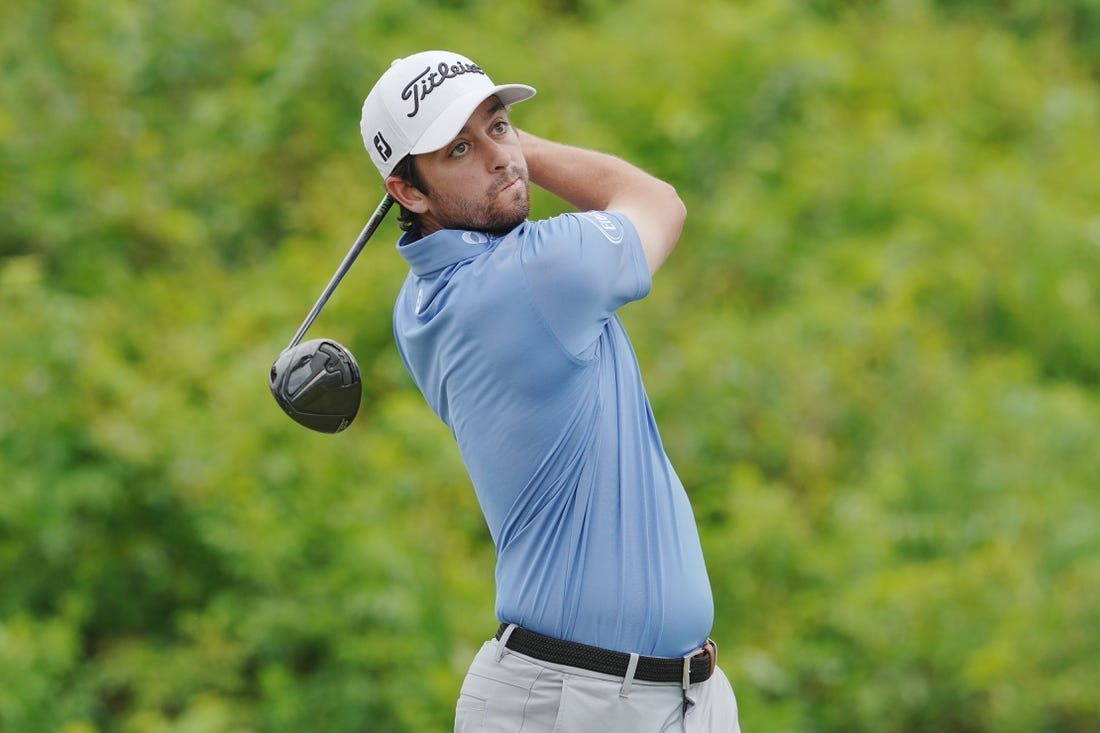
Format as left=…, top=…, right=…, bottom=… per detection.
left=360, top=50, right=740, bottom=732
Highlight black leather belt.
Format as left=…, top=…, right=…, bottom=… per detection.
left=494, top=623, right=717, bottom=687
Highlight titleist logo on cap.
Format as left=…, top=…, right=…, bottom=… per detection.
left=401, top=60, right=486, bottom=118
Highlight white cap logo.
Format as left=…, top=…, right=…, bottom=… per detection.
left=373, top=132, right=393, bottom=163
left=360, top=50, right=536, bottom=178
left=401, top=60, right=487, bottom=118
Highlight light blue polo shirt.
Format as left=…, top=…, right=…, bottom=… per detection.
left=393, top=211, right=713, bottom=657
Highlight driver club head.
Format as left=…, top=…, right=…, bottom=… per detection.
left=270, top=338, right=362, bottom=433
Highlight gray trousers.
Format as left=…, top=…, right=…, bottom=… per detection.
left=455, top=636, right=741, bottom=732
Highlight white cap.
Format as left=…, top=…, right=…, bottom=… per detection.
left=360, top=50, right=536, bottom=178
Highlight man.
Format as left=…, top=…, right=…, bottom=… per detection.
left=360, top=50, right=740, bottom=732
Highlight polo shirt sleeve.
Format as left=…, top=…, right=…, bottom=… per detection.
left=521, top=211, right=653, bottom=356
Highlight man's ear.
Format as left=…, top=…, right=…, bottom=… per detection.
left=385, top=176, right=429, bottom=213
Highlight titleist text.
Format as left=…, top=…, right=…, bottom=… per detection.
left=401, top=61, right=486, bottom=118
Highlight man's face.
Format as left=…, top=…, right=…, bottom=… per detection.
left=412, top=96, right=530, bottom=236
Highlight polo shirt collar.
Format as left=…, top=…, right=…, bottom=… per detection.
left=397, top=226, right=522, bottom=276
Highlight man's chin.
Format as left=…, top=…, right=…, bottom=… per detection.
left=482, top=212, right=529, bottom=236
left=434, top=193, right=530, bottom=236
left=483, top=198, right=531, bottom=235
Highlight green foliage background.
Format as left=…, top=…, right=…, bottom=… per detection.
left=2, top=0, right=1098, bottom=731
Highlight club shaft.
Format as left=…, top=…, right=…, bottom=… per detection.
left=287, top=193, right=395, bottom=350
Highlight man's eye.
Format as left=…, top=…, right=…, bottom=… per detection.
left=450, top=141, right=469, bottom=157
left=493, top=120, right=510, bottom=134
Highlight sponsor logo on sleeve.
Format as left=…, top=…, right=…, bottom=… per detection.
left=578, top=212, right=625, bottom=244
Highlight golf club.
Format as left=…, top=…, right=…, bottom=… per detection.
left=269, top=193, right=395, bottom=433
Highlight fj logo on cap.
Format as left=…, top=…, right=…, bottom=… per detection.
left=373, top=132, right=392, bottom=162
left=401, top=60, right=486, bottom=118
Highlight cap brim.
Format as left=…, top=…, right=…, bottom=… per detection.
left=409, top=83, right=536, bottom=156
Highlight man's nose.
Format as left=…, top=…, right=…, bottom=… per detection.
left=485, top=139, right=512, bottom=170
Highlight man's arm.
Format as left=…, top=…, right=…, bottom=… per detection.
left=518, top=130, right=687, bottom=275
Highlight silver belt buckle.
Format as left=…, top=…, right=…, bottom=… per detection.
left=682, top=638, right=718, bottom=689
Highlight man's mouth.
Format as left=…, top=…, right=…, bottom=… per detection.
left=495, top=167, right=528, bottom=195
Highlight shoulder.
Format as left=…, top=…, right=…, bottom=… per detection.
left=522, top=211, right=638, bottom=245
